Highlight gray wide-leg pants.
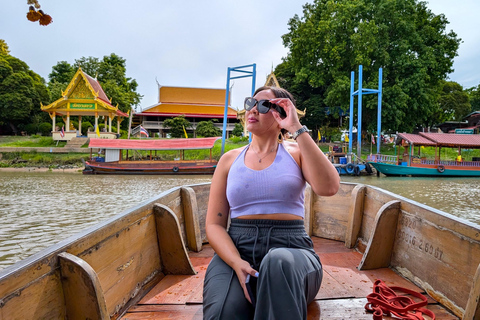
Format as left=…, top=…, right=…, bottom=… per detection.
left=203, top=219, right=323, bottom=320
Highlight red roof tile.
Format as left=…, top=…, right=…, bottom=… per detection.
left=88, top=137, right=220, bottom=150
left=82, top=72, right=113, bottom=107
left=397, top=133, right=437, bottom=146
left=419, top=132, right=480, bottom=148
left=135, top=112, right=237, bottom=119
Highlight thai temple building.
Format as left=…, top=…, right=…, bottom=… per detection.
left=41, top=68, right=128, bottom=141
left=134, top=86, right=238, bottom=138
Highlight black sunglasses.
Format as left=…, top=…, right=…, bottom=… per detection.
left=244, top=97, right=286, bottom=118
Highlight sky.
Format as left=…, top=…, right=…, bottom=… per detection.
left=2, top=0, right=480, bottom=112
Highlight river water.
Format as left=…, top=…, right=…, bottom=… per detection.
left=0, top=171, right=479, bottom=270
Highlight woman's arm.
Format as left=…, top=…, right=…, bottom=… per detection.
left=270, top=98, right=340, bottom=196
left=205, top=149, right=258, bottom=302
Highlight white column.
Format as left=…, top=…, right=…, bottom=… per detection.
left=109, top=115, right=112, bottom=132
left=66, top=112, right=70, bottom=132
left=52, top=112, right=56, bottom=132
left=78, top=116, right=82, bottom=136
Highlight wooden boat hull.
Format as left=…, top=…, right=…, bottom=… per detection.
left=1, top=182, right=479, bottom=319
left=83, top=160, right=217, bottom=175
left=369, top=161, right=480, bottom=177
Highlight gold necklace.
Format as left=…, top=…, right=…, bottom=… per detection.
left=251, top=144, right=277, bottom=163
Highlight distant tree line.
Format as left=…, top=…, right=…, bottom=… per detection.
left=0, top=40, right=142, bottom=135
left=2, top=0, right=480, bottom=138
left=274, top=0, right=476, bottom=137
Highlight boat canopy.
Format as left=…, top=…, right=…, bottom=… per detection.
left=88, top=137, right=220, bottom=150
left=397, top=132, right=480, bottom=148
left=419, top=132, right=480, bottom=148
left=397, top=133, right=437, bottom=146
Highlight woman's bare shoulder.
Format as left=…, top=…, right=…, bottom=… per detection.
left=216, top=145, right=247, bottom=169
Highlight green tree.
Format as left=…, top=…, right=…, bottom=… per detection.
left=0, top=53, right=50, bottom=133
left=48, top=54, right=143, bottom=129
left=48, top=61, right=75, bottom=100
left=434, top=81, right=470, bottom=123
left=74, top=56, right=100, bottom=78
left=196, top=120, right=222, bottom=137
left=280, top=0, right=461, bottom=133
left=466, top=85, right=480, bottom=113
left=232, top=123, right=244, bottom=136
left=163, top=115, right=191, bottom=138
left=49, top=61, right=75, bottom=84
left=0, top=39, right=10, bottom=55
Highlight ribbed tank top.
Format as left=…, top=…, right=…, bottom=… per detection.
left=226, top=143, right=306, bottom=218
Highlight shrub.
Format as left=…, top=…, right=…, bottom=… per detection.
left=232, top=123, right=244, bottom=137
left=38, top=122, right=52, bottom=136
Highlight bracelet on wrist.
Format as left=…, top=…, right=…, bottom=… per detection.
left=292, top=125, right=309, bottom=140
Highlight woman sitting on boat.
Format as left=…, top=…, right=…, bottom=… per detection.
left=203, top=86, right=340, bottom=319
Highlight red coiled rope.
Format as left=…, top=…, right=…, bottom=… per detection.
left=365, top=280, right=436, bottom=320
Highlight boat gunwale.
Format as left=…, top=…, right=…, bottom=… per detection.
left=0, top=182, right=211, bottom=279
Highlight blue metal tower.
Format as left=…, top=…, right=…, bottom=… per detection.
left=221, top=64, right=256, bottom=155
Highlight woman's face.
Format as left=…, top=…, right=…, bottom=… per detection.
left=246, top=90, right=278, bottom=134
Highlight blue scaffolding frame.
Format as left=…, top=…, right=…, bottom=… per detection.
left=221, top=64, right=256, bottom=155
left=349, top=65, right=383, bottom=159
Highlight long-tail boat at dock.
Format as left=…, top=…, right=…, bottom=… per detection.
left=0, top=181, right=479, bottom=319
left=83, top=137, right=220, bottom=175
left=368, top=132, right=480, bottom=177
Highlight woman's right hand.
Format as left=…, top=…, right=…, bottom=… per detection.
left=233, top=260, right=259, bottom=304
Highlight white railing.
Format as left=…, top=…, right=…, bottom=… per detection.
left=367, top=154, right=398, bottom=164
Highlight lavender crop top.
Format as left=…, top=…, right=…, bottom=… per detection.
left=226, top=143, right=306, bottom=218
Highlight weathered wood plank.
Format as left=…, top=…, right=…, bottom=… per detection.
left=58, top=252, right=108, bottom=320
left=345, top=184, right=366, bottom=248
left=154, top=204, right=196, bottom=275
left=308, top=297, right=458, bottom=320
left=391, top=209, right=480, bottom=316
left=138, top=257, right=210, bottom=305
left=321, top=251, right=421, bottom=298
left=359, top=200, right=401, bottom=270
left=0, top=270, right=66, bottom=320
left=181, top=187, right=202, bottom=252
left=189, top=184, right=211, bottom=244
left=312, top=183, right=355, bottom=241
left=122, top=304, right=203, bottom=319
left=464, top=262, right=480, bottom=320
left=77, top=214, right=161, bottom=317
left=304, top=184, right=313, bottom=236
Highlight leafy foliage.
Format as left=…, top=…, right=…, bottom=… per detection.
left=466, top=85, right=480, bottom=113
left=0, top=40, right=9, bottom=55
left=163, top=115, right=191, bottom=138
left=279, top=0, right=461, bottom=133
left=196, top=120, right=222, bottom=137
left=434, top=81, right=470, bottom=122
left=232, top=123, right=244, bottom=137
left=0, top=49, right=50, bottom=133
left=48, top=54, right=143, bottom=127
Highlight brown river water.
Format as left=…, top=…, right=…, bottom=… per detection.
left=0, top=171, right=478, bottom=270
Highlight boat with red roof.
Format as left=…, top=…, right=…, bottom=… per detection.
left=83, top=137, right=220, bottom=175
left=368, top=132, right=480, bottom=176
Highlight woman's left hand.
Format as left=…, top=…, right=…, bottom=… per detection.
left=269, top=98, right=302, bottom=133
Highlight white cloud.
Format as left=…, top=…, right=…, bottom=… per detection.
left=2, top=0, right=479, bottom=113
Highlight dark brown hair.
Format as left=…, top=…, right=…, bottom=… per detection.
left=253, top=86, right=296, bottom=107
left=253, top=86, right=295, bottom=137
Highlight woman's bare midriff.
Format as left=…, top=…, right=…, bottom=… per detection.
left=235, top=213, right=303, bottom=220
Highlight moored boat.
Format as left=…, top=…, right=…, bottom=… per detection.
left=368, top=132, right=480, bottom=177
left=0, top=182, right=478, bottom=319
left=83, top=137, right=220, bottom=175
